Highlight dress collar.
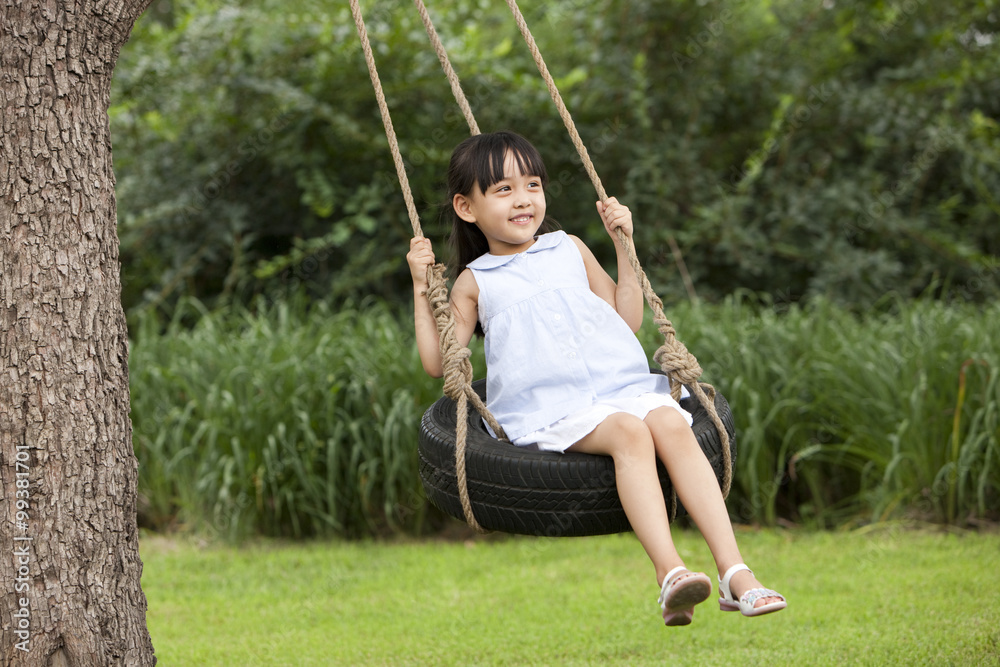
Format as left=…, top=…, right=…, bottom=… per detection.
left=467, top=230, right=566, bottom=270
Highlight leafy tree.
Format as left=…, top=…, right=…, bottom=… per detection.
left=111, top=0, right=1000, bottom=315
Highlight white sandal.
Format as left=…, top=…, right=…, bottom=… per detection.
left=658, top=566, right=712, bottom=626
left=718, top=564, right=787, bottom=617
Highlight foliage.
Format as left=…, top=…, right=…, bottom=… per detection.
left=618, top=0, right=1000, bottom=306
left=129, top=296, right=458, bottom=539
left=130, top=296, right=999, bottom=538
left=112, top=0, right=1000, bottom=316
left=654, top=294, right=1000, bottom=528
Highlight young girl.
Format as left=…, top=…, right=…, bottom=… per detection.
left=407, top=131, right=786, bottom=626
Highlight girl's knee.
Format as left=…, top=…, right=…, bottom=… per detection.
left=602, top=413, right=655, bottom=461
left=646, top=408, right=697, bottom=445
left=646, top=406, right=689, bottom=429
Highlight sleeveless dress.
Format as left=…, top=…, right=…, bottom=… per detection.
left=468, top=230, right=691, bottom=452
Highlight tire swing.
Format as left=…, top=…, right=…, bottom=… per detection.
left=350, top=0, right=736, bottom=536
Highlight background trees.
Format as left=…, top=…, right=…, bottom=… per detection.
left=112, top=0, right=999, bottom=317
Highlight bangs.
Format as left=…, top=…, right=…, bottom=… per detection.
left=474, top=133, right=548, bottom=193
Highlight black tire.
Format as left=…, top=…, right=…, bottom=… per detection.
left=418, top=376, right=737, bottom=536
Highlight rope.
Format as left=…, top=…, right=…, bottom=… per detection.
left=350, top=0, right=500, bottom=532
left=501, top=0, right=607, bottom=201
left=501, top=0, right=731, bottom=501
left=412, top=0, right=480, bottom=136
left=349, top=0, right=422, bottom=238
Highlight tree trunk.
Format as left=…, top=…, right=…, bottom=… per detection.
left=1, top=1, right=156, bottom=664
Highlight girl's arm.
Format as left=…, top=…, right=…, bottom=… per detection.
left=406, top=237, right=478, bottom=378
left=571, top=197, right=644, bottom=332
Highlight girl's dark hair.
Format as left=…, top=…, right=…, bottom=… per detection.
left=446, top=131, right=558, bottom=277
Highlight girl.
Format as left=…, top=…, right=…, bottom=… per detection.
left=407, top=131, right=786, bottom=626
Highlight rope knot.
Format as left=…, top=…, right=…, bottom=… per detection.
left=653, top=341, right=703, bottom=400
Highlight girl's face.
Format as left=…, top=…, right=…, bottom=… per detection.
left=452, top=150, right=546, bottom=256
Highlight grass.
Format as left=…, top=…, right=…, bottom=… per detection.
left=643, top=295, right=1000, bottom=527
left=130, top=295, right=1000, bottom=538
left=130, top=297, right=448, bottom=539
left=141, top=526, right=1000, bottom=666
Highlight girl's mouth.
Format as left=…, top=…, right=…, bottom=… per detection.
left=509, top=214, right=533, bottom=225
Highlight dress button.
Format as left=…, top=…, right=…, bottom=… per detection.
left=553, top=314, right=562, bottom=321
left=537, top=279, right=544, bottom=286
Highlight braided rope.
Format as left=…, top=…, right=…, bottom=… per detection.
left=349, top=0, right=422, bottom=238
left=502, top=0, right=607, bottom=201
left=502, top=0, right=731, bottom=501
left=350, top=0, right=496, bottom=532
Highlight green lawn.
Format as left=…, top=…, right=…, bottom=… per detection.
left=141, top=526, right=1000, bottom=666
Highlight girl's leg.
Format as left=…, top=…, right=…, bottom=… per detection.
left=643, top=407, right=783, bottom=608
left=568, top=412, right=683, bottom=586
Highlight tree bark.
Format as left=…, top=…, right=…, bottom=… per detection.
left=1, top=1, right=156, bottom=664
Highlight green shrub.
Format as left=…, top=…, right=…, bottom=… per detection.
left=112, top=0, right=1000, bottom=315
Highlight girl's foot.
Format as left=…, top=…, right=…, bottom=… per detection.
left=718, top=564, right=786, bottom=617
left=658, top=567, right=713, bottom=626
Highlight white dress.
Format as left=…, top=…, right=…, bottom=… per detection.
left=467, top=230, right=691, bottom=452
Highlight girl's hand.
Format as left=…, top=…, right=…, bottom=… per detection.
left=407, top=236, right=436, bottom=288
left=596, top=197, right=633, bottom=242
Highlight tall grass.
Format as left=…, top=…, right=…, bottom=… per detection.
left=657, top=294, right=1000, bottom=528
left=130, top=295, right=999, bottom=538
left=130, top=297, right=451, bottom=539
